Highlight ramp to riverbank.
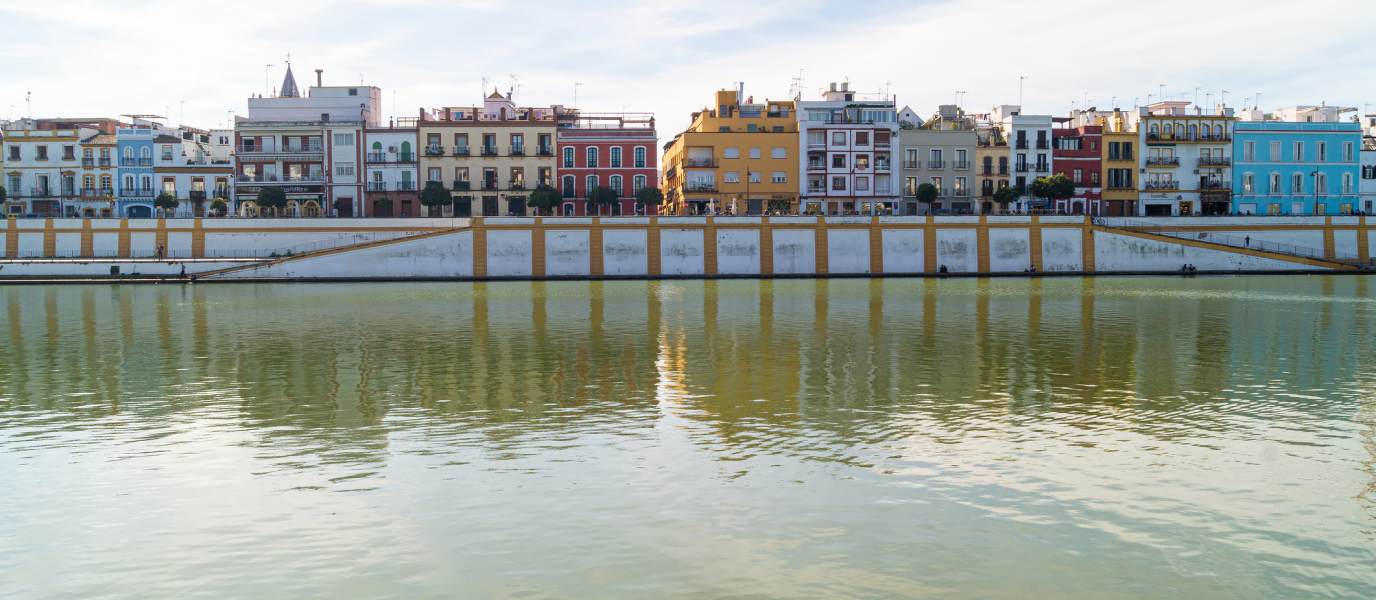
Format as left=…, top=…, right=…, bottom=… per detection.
left=200, top=226, right=476, bottom=279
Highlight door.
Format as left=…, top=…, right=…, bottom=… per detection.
left=1178, top=201, right=1193, bottom=215
left=482, top=196, right=498, bottom=216
left=508, top=196, right=527, bottom=216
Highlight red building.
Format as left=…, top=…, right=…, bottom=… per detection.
left=1051, top=125, right=1103, bottom=214
left=555, top=111, right=658, bottom=216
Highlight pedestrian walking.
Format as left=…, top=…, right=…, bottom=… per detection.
left=1245, top=235, right=1250, bottom=247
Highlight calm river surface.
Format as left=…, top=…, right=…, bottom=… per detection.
left=2, top=277, right=1374, bottom=599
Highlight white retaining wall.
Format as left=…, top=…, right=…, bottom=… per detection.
left=602, top=229, right=648, bottom=276
left=988, top=228, right=1031, bottom=273
left=487, top=230, right=532, bottom=277
left=881, top=230, right=924, bottom=273
left=1094, top=231, right=1318, bottom=271
left=772, top=229, right=815, bottom=274
left=827, top=230, right=870, bottom=274
left=716, top=229, right=761, bottom=275
left=544, top=230, right=591, bottom=277
left=661, top=229, right=705, bottom=275
left=212, top=231, right=474, bottom=279
left=0, top=260, right=261, bottom=277
left=936, top=229, right=978, bottom=273
left=1041, top=228, right=1083, bottom=272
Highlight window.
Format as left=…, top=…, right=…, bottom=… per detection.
left=428, top=168, right=441, bottom=181
left=719, top=126, right=731, bottom=133
left=832, top=177, right=846, bottom=190
left=856, top=154, right=870, bottom=169
left=1243, top=173, right=1255, bottom=193
left=609, top=175, right=622, bottom=195
left=772, top=126, right=784, bottom=133
left=1073, top=169, right=1082, bottom=184
left=725, top=172, right=740, bottom=183
left=856, top=176, right=869, bottom=191
left=1244, top=141, right=1255, bottom=162
left=1090, top=171, right=1099, bottom=185
left=1293, top=141, right=1304, bottom=162
left=610, top=147, right=622, bottom=168
left=634, top=175, right=647, bottom=190
left=855, top=131, right=870, bottom=146
left=1108, top=142, right=1120, bottom=160
left=634, top=147, right=646, bottom=168
left=455, top=167, right=469, bottom=182
left=585, top=175, right=597, bottom=194
left=511, top=133, right=524, bottom=152
left=749, top=171, right=761, bottom=183
left=63, top=145, right=75, bottom=160
left=905, top=176, right=918, bottom=195
left=563, top=147, right=574, bottom=168
left=1089, top=141, right=1096, bottom=151
left=348, top=88, right=358, bottom=96
left=724, top=147, right=740, bottom=159
left=1270, top=173, right=1281, bottom=193
left=8, top=146, right=19, bottom=160
left=746, top=124, right=757, bottom=133
left=749, top=147, right=761, bottom=159
left=772, top=172, right=786, bottom=183
left=335, top=162, right=355, bottom=176
left=929, top=149, right=943, bottom=167
left=832, top=132, right=846, bottom=146
left=37, top=145, right=48, bottom=160
left=1343, top=142, right=1354, bottom=162
left=1292, top=172, right=1303, bottom=193
left=1270, top=141, right=1281, bottom=162
left=930, top=176, right=943, bottom=194
left=586, top=147, right=598, bottom=168
left=1317, top=142, right=1327, bottom=162
left=334, top=133, right=355, bottom=146
left=832, top=154, right=846, bottom=168
left=1122, top=142, right=1133, bottom=160
left=1342, top=172, right=1353, bottom=193
left=561, top=175, right=575, bottom=196
left=955, top=149, right=967, bottom=165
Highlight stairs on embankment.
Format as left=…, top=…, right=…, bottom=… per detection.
left=1090, top=218, right=1364, bottom=271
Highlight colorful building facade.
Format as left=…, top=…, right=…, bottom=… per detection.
left=555, top=110, right=658, bottom=216
left=798, top=83, right=897, bottom=215
left=1232, top=121, right=1362, bottom=215
left=662, top=87, right=798, bottom=215
left=1051, top=125, right=1102, bottom=214
left=1137, top=101, right=1236, bottom=216
left=418, top=91, right=556, bottom=217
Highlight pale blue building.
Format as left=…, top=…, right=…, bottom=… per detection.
left=116, top=126, right=156, bottom=217
left=1232, top=121, right=1362, bottom=215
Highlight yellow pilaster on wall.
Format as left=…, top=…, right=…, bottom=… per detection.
left=1357, top=218, right=1370, bottom=262
left=815, top=222, right=829, bottom=275
left=472, top=227, right=487, bottom=277
left=155, top=219, right=168, bottom=257
left=976, top=216, right=990, bottom=273
left=1029, top=217, right=1043, bottom=271
left=869, top=217, right=884, bottom=274
left=1081, top=221, right=1096, bottom=272
left=703, top=217, right=717, bottom=275
left=5, top=219, right=16, bottom=257
left=1323, top=217, right=1335, bottom=260
left=118, top=219, right=130, bottom=258
left=646, top=225, right=661, bottom=276
left=192, top=218, right=205, bottom=259
left=923, top=216, right=937, bottom=273
left=43, top=219, right=55, bottom=258
left=531, top=218, right=546, bottom=277
left=589, top=219, right=604, bottom=276
left=759, top=223, right=774, bottom=275
left=81, top=219, right=93, bottom=257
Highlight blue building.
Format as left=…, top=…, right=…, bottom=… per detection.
left=116, top=125, right=156, bottom=217
left=1232, top=122, right=1362, bottom=215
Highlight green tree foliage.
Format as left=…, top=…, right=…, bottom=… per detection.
left=915, top=182, right=939, bottom=205
left=256, top=187, right=288, bottom=217
left=154, top=192, right=180, bottom=215
left=209, top=199, right=228, bottom=215
left=589, top=186, right=619, bottom=215
left=1030, top=175, right=1075, bottom=201
left=526, top=185, right=562, bottom=215
left=634, top=186, right=664, bottom=209
left=992, top=185, right=1021, bottom=205
left=419, top=181, right=450, bottom=216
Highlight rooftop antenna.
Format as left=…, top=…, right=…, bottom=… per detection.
left=482, top=77, right=489, bottom=97
left=886, top=81, right=892, bottom=101
left=1019, top=76, right=1027, bottom=108
left=574, top=82, right=582, bottom=109
left=179, top=100, right=184, bottom=127
left=1195, top=86, right=1201, bottom=107
left=265, top=63, right=274, bottom=97
left=1206, top=93, right=1213, bottom=111
left=1158, top=83, right=1165, bottom=103
left=1111, top=95, right=1117, bottom=109
left=1221, top=90, right=1228, bottom=109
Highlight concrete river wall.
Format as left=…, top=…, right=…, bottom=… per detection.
left=2, top=215, right=1372, bottom=280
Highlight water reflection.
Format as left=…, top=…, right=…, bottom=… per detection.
left=1, top=276, right=1374, bottom=598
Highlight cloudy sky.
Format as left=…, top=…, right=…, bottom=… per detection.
left=1, top=0, right=1372, bottom=137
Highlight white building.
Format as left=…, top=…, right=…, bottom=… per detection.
left=1362, top=125, right=1375, bottom=215
left=796, top=82, right=899, bottom=215
left=234, top=64, right=380, bottom=217
left=364, top=122, right=419, bottom=216
left=993, top=105, right=1053, bottom=212
left=4, top=117, right=124, bottom=216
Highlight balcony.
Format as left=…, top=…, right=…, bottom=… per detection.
left=537, top=147, right=554, bottom=157
left=282, top=175, right=325, bottom=183
left=1146, top=133, right=1231, bottom=143
left=903, top=186, right=917, bottom=197
left=1144, top=181, right=1179, bottom=190
left=368, top=182, right=388, bottom=191
left=1033, top=164, right=1050, bottom=173
left=189, top=190, right=207, bottom=201
left=684, top=182, right=717, bottom=193
left=1015, top=140, right=1029, bottom=149
left=808, top=143, right=827, bottom=151
left=99, top=158, right=111, bottom=167
left=1015, top=164, right=1029, bottom=172
left=398, top=182, right=416, bottom=191
left=928, top=160, right=945, bottom=169
left=1291, top=185, right=1305, bottom=194
left=119, top=188, right=155, bottom=198
left=875, top=142, right=891, bottom=150
left=875, top=162, right=891, bottom=172
left=481, top=146, right=499, bottom=157
left=954, top=188, right=969, bottom=197
left=367, top=153, right=387, bottom=162
left=508, top=180, right=526, bottom=190
left=214, top=188, right=231, bottom=199
left=452, top=147, right=470, bottom=157
left=121, top=158, right=136, bottom=167
left=82, top=158, right=95, bottom=167
left=809, top=185, right=827, bottom=194
left=425, top=145, right=445, bottom=157
left=952, top=161, right=971, bottom=170
left=480, top=181, right=500, bottom=191
left=903, top=160, right=919, bottom=169
left=1146, top=157, right=1180, bottom=167
left=683, top=158, right=716, bottom=168
left=161, top=154, right=173, bottom=162
left=1199, top=181, right=1232, bottom=191
left=1198, top=157, right=1232, bottom=167
left=807, top=163, right=827, bottom=171
left=449, top=180, right=472, bottom=191
left=509, top=146, right=525, bottom=157
left=1036, top=140, right=1049, bottom=150
left=28, top=188, right=51, bottom=197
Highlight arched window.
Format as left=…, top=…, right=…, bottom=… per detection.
left=1163, top=124, right=1172, bottom=137
left=1188, top=124, right=1197, bottom=140
left=123, top=147, right=132, bottom=158
left=634, top=175, right=647, bottom=191
left=1215, top=125, right=1223, bottom=138
left=400, top=141, right=411, bottom=157
left=610, top=147, right=622, bottom=168
left=372, top=141, right=382, bottom=152
left=101, top=149, right=110, bottom=160
left=610, top=175, right=622, bottom=196
left=1149, top=124, right=1158, bottom=136
left=586, top=175, right=597, bottom=195
left=141, top=146, right=150, bottom=158
left=634, top=147, right=646, bottom=168
left=563, top=147, right=574, bottom=168
left=587, top=147, right=598, bottom=168
left=562, top=175, right=575, bottom=197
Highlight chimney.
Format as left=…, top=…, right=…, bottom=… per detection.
left=315, top=69, right=323, bottom=87
left=841, top=82, right=849, bottom=92
left=830, top=83, right=837, bottom=92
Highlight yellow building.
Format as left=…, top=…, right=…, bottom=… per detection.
left=418, top=91, right=556, bottom=217
left=974, top=127, right=1010, bottom=212
left=661, top=89, right=798, bottom=215
left=1100, top=112, right=1138, bottom=216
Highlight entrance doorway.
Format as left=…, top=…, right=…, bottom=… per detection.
left=1144, top=204, right=1171, bottom=216
left=127, top=205, right=151, bottom=218
left=1071, top=201, right=1084, bottom=215
left=1178, top=201, right=1193, bottom=215
left=482, top=196, right=498, bottom=216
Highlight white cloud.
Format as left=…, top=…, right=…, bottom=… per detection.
left=0, top=0, right=1371, bottom=137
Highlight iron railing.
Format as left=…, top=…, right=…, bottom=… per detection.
left=1093, top=217, right=1360, bottom=262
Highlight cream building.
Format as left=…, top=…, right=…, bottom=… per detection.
left=418, top=91, right=556, bottom=217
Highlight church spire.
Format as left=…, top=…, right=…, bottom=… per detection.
left=280, top=63, right=301, bottom=98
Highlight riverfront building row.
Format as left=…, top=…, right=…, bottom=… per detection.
left=4, top=69, right=1376, bottom=218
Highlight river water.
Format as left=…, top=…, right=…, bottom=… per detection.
left=1, top=277, right=1374, bottom=599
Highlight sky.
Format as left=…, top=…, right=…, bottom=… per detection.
left=1, top=0, right=1373, bottom=139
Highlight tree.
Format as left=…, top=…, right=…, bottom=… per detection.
left=209, top=199, right=228, bottom=216
left=992, top=185, right=1021, bottom=206
left=1029, top=174, right=1075, bottom=211
left=154, top=192, right=179, bottom=217
left=915, top=182, right=939, bottom=207
left=256, top=187, right=288, bottom=217
left=418, top=181, right=450, bottom=217
left=589, top=186, right=618, bottom=216
left=527, top=185, right=561, bottom=216
left=333, top=198, right=350, bottom=214
left=0, top=183, right=7, bottom=204
left=634, top=186, right=664, bottom=215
